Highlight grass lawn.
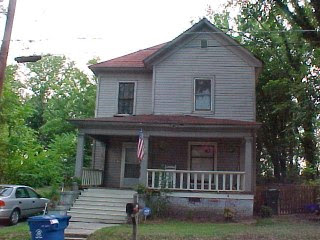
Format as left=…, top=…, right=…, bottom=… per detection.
left=88, top=216, right=320, bottom=240
left=0, top=216, right=319, bottom=240
left=0, top=222, right=29, bottom=240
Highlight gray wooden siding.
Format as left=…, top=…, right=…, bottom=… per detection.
left=92, top=141, right=105, bottom=170
left=153, top=34, right=255, bottom=121
left=150, top=137, right=241, bottom=171
left=96, top=73, right=153, bottom=117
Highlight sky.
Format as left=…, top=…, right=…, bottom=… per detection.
left=1, top=0, right=229, bottom=70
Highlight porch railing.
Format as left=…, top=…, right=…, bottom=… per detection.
left=81, top=168, right=103, bottom=187
left=147, top=169, right=245, bottom=192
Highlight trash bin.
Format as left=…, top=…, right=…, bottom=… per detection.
left=28, top=215, right=71, bottom=240
left=264, top=189, right=280, bottom=215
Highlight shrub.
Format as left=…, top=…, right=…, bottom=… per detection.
left=223, top=207, right=236, bottom=221
left=137, top=187, right=170, bottom=218
left=260, top=205, right=273, bottom=218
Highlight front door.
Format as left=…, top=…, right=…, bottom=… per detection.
left=120, top=143, right=140, bottom=188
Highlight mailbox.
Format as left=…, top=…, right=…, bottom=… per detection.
left=126, top=203, right=139, bottom=215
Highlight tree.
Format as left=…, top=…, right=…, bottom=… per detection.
left=211, top=0, right=320, bottom=180
left=0, top=56, right=96, bottom=186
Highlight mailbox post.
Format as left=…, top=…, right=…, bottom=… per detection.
left=126, top=203, right=139, bottom=240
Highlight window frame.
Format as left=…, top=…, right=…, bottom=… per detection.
left=116, top=81, right=137, bottom=115
left=15, top=187, right=30, bottom=199
left=193, top=78, right=214, bottom=112
left=188, top=142, right=218, bottom=171
left=120, top=142, right=140, bottom=188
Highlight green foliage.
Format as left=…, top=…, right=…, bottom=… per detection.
left=139, top=188, right=170, bottom=218
left=134, top=184, right=148, bottom=194
left=0, top=56, right=96, bottom=188
left=260, top=205, right=273, bottom=218
left=40, top=184, right=60, bottom=208
left=210, top=0, right=320, bottom=182
left=223, top=207, right=236, bottom=221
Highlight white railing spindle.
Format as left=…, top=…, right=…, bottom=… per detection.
left=180, top=173, right=183, bottom=189
left=146, top=169, right=245, bottom=192
left=81, top=168, right=103, bottom=187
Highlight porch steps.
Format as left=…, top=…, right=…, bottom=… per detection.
left=67, top=188, right=135, bottom=224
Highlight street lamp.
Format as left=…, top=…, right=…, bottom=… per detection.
left=14, top=55, right=42, bottom=63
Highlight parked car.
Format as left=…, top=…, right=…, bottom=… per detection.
left=0, top=185, right=49, bottom=225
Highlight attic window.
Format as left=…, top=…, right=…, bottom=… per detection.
left=201, top=39, right=208, bottom=48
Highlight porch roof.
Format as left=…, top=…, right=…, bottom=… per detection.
left=70, top=115, right=260, bottom=129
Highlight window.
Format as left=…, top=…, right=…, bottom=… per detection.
left=15, top=187, right=29, bottom=198
left=201, top=39, right=208, bottom=48
left=194, top=79, right=212, bottom=111
left=124, top=147, right=140, bottom=178
left=190, top=144, right=215, bottom=171
left=118, top=82, right=135, bottom=114
left=26, top=188, right=40, bottom=198
left=0, top=187, right=13, bottom=197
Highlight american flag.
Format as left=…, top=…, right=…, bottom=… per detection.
left=137, top=129, right=145, bottom=162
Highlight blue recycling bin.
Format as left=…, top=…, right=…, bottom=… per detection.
left=28, top=215, right=71, bottom=240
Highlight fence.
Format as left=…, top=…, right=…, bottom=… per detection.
left=254, top=184, right=319, bottom=215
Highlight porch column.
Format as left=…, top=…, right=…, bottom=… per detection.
left=74, top=133, right=85, bottom=179
left=244, top=136, right=253, bottom=192
left=139, top=135, right=149, bottom=185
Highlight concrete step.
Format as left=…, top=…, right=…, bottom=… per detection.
left=77, top=196, right=133, bottom=203
left=65, top=237, right=86, bottom=240
left=65, top=222, right=119, bottom=239
left=70, top=216, right=126, bottom=224
left=68, top=222, right=118, bottom=230
left=69, top=211, right=126, bottom=219
left=71, top=206, right=126, bottom=212
left=73, top=202, right=126, bottom=208
left=80, top=192, right=134, bottom=199
left=68, top=209, right=127, bottom=216
left=84, top=188, right=135, bottom=195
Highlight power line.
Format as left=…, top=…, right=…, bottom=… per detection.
left=1, top=29, right=319, bottom=43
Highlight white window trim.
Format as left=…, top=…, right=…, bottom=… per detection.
left=115, top=81, right=137, bottom=116
left=187, top=142, right=218, bottom=171
left=193, top=78, right=214, bottom=113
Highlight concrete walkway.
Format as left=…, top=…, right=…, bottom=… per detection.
left=65, top=222, right=118, bottom=240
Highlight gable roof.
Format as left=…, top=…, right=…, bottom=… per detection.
left=90, top=43, right=166, bottom=69
left=89, top=18, right=262, bottom=74
left=89, top=43, right=167, bottom=74
left=144, top=18, right=262, bottom=68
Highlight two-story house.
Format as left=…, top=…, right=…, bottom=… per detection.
left=69, top=18, right=262, bottom=222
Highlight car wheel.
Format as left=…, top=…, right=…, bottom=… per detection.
left=9, top=209, right=20, bottom=225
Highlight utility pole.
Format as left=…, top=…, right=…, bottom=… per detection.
left=0, top=0, right=17, bottom=97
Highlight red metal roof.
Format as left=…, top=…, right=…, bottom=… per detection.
left=90, top=43, right=167, bottom=69
left=71, top=115, right=259, bottom=127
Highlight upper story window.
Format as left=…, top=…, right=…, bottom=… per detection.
left=118, top=82, right=135, bottom=114
left=194, top=79, right=212, bottom=111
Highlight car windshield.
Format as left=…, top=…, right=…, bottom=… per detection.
left=0, top=187, right=13, bottom=197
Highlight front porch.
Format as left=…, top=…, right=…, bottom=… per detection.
left=71, top=118, right=257, bottom=194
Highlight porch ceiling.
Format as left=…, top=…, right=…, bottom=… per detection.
left=69, top=115, right=260, bottom=130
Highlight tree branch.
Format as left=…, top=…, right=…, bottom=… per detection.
left=274, top=0, right=320, bottom=47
